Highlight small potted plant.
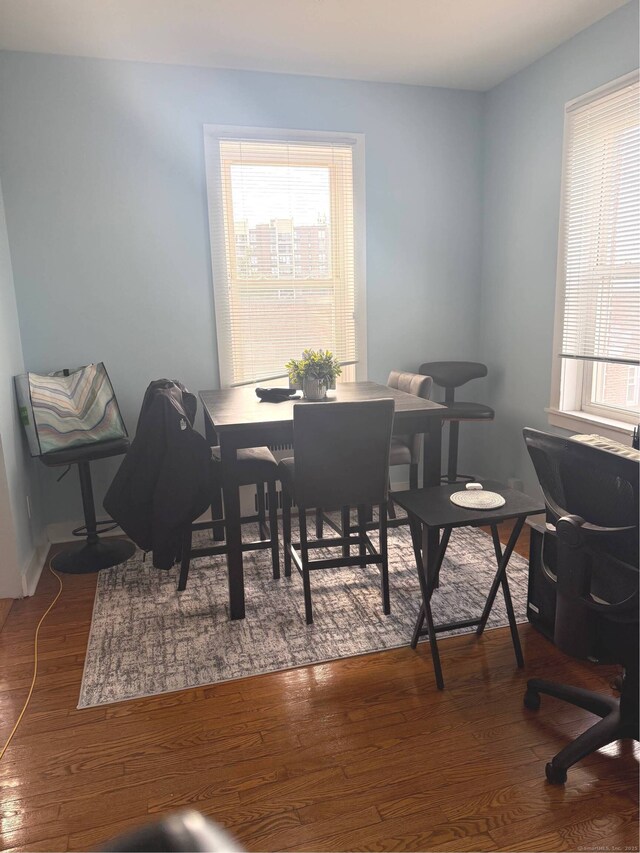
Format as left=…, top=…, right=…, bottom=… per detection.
left=285, top=357, right=304, bottom=390
left=286, top=349, right=342, bottom=400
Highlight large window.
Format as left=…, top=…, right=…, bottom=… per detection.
left=550, top=72, right=639, bottom=435
left=204, top=127, right=366, bottom=387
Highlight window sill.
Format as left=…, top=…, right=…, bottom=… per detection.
left=545, top=407, right=635, bottom=443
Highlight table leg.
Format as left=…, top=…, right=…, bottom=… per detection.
left=422, top=418, right=443, bottom=581
left=219, top=435, right=245, bottom=620
left=408, top=515, right=444, bottom=690
left=411, top=523, right=452, bottom=648
left=204, top=414, right=224, bottom=541
left=477, top=518, right=525, bottom=667
left=422, top=417, right=443, bottom=487
left=341, top=506, right=351, bottom=558
left=410, top=604, right=426, bottom=649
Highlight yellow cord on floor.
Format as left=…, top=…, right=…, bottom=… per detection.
left=0, top=563, right=63, bottom=762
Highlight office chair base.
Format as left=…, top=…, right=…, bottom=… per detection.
left=525, top=675, right=639, bottom=784
left=51, top=538, right=136, bottom=574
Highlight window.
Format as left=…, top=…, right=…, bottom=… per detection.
left=204, top=127, right=366, bottom=387
left=549, top=72, right=640, bottom=435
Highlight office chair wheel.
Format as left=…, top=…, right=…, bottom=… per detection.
left=524, top=689, right=541, bottom=711
left=545, top=762, right=567, bottom=785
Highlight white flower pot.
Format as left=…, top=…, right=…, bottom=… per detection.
left=302, top=376, right=327, bottom=401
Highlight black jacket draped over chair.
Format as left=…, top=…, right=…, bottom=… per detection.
left=104, top=380, right=211, bottom=569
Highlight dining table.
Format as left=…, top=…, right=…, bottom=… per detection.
left=199, top=381, right=447, bottom=620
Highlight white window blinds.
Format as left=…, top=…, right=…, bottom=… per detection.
left=559, top=73, right=640, bottom=366
left=206, top=133, right=358, bottom=387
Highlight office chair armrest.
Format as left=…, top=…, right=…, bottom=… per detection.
left=543, top=520, right=638, bottom=608
left=582, top=587, right=639, bottom=616
left=546, top=510, right=635, bottom=548
left=580, top=547, right=639, bottom=616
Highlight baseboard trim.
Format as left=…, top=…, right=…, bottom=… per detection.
left=21, top=534, right=50, bottom=597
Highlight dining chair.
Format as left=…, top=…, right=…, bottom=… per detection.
left=177, top=446, right=280, bottom=591
left=419, top=361, right=494, bottom=484
left=386, top=369, right=433, bottom=523
left=278, top=399, right=395, bottom=624
left=314, top=370, right=432, bottom=537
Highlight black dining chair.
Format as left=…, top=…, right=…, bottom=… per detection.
left=278, top=399, right=394, bottom=624
left=314, top=370, right=432, bottom=536
left=419, top=361, right=494, bottom=484
left=177, top=446, right=280, bottom=591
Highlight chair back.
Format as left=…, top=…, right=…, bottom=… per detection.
left=387, top=370, right=432, bottom=461
left=523, top=428, right=639, bottom=548
left=293, top=399, right=395, bottom=510
left=523, top=427, right=639, bottom=659
left=419, top=361, right=487, bottom=404
left=387, top=370, right=433, bottom=399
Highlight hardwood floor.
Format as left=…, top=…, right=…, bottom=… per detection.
left=0, top=525, right=637, bottom=852
left=0, top=600, right=12, bottom=633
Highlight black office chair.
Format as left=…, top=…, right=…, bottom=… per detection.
left=419, top=361, right=494, bottom=484
left=279, top=399, right=394, bottom=624
left=522, top=428, right=639, bottom=784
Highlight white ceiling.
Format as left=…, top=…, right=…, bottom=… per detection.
left=0, top=0, right=630, bottom=91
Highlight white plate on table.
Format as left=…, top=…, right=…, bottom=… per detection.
left=450, top=490, right=506, bottom=510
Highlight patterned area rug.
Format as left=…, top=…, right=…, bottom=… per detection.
left=78, top=523, right=529, bottom=708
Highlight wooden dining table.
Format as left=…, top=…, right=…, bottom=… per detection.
left=200, top=381, right=447, bottom=620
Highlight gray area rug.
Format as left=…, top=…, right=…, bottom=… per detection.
left=79, top=523, right=529, bottom=708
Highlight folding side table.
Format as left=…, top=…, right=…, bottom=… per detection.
left=392, top=480, right=544, bottom=689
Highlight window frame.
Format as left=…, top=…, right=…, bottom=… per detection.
left=203, top=125, right=367, bottom=389
left=547, top=71, right=639, bottom=440
left=580, top=361, right=639, bottom=425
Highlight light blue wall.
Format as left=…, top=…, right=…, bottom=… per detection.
left=478, top=0, right=639, bottom=496
left=1, top=1, right=637, bottom=531
left=0, top=173, right=43, bottom=592
left=0, top=53, right=484, bottom=525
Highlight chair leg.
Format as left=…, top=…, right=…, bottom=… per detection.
left=379, top=503, right=390, bottom=614
left=210, top=470, right=225, bottom=542
left=177, top=526, right=193, bottom=591
left=341, top=506, right=351, bottom=557
left=526, top=679, right=618, bottom=719
left=282, top=488, right=292, bottom=578
left=409, top=463, right=418, bottom=491
left=387, top=478, right=397, bottom=519
left=523, top=675, right=640, bottom=783
left=357, top=504, right=367, bottom=568
left=298, top=507, right=313, bottom=624
left=257, top=481, right=268, bottom=540
left=77, top=461, right=98, bottom=544
left=267, top=480, right=280, bottom=579
left=447, top=421, right=460, bottom=484
left=315, top=507, right=324, bottom=539
left=545, top=709, right=628, bottom=783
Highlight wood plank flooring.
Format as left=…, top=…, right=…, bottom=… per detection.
left=0, top=601, right=12, bottom=634
left=0, top=525, right=638, bottom=852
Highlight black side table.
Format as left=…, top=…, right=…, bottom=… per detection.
left=392, top=480, right=544, bottom=689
